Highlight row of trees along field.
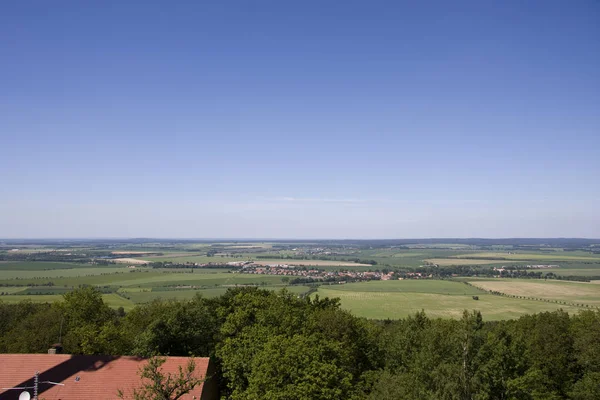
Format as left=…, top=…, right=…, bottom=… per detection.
left=1, top=287, right=599, bottom=399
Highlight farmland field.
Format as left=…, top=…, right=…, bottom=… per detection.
left=0, top=267, right=138, bottom=280
left=468, top=279, right=600, bottom=306
left=0, top=285, right=310, bottom=310
left=0, top=287, right=29, bottom=294
left=321, top=280, right=483, bottom=295
left=547, top=268, right=600, bottom=276
left=138, top=254, right=373, bottom=267
left=0, top=262, right=118, bottom=271
left=315, top=285, right=584, bottom=320
left=3, top=239, right=600, bottom=320
left=125, top=285, right=310, bottom=304
left=252, top=259, right=372, bottom=267
left=0, top=271, right=284, bottom=288
left=451, top=251, right=600, bottom=262
left=424, top=258, right=519, bottom=266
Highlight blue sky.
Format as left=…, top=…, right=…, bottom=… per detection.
left=1, top=1, right=599, bottom=238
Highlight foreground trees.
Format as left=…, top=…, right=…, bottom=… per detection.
left=1, top=287, right=599, bottom=399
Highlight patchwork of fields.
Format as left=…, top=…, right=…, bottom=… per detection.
left=2, top=242, right=600, bottom=319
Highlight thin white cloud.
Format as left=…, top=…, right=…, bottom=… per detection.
left=269, top=197, right=367, bottom=204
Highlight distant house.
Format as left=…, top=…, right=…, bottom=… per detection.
left=0, top=354, right=217, bottom=400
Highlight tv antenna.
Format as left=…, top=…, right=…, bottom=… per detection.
left=2, top=371, right=65, bottom=400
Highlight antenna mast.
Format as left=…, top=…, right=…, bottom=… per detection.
left=33, top=372, right=38, bottom=400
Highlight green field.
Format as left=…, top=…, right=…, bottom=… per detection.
left=469, top=279, right=600, bottom=306
left=125, top=285, right=310, bottom=304
left=0, top=266, right=139, bottom=280
left=0, top=293, right=135, bottom=310
left=0, top=270, right=285, bottom=288
left=316, top=286, right=583, bottom=320
left=314, top=279, right=592, bottom=320
left=425, top=258, right=519, bottom=266
left=4, top=241, right=600, bottom=319
left=139, top=254, right=373, bottom=268
left=321, top=280, right=483, bottom=295
left=452, top=251, right=600, bottom=262
left=0, top=287, right=29, bottom=294
left=548, top=268, right=600, bottom=277
left=0, top=285, right=310, bottom=310
left=0, top=261, right=118, bottom=271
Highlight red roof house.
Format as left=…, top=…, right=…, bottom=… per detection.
left=0, top=354, right=217, bottom=400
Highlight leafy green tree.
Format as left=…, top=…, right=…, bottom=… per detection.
left=124, top=296, right=217, bottom=357
left=473, top=322, right=519, bottom=399
left=570, top=371, right=600, bottom=400
left=244, top=334, right=353, bottom=400
left=0, top=303, right=62, bottom=353
left=365, top=370, right=432, bottom=400
left=505, top=311, right=576, bottom=399
left=459, top=310, right=484, bottom=400
left=571, top=310, right=600, bottom=373
left=59, top=287, right=115, bottom=354
left=117, top=356, right=204, bottom=400
left=216, top=288, right=369, bottom=399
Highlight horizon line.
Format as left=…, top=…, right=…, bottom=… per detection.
left=1, top=237, right=599, bottom=241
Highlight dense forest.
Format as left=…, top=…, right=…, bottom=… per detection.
left=1, top=287, right=599, bottom=399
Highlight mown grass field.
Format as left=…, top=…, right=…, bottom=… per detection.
left=321, top=280, right=483, bottom=295
left=468, top=279, right=600, bottom=306
left=315, top=284, right=584, bottom=320
left=548, top=268, right=600, bottom=276
left=124, top=285, right=310, bottom=304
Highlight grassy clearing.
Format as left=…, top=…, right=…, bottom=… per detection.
left=321, top=280, right=483, bottom=295
left=468, top=279, right=600, bottom=306
left=315, top=288, right=583, bottom=320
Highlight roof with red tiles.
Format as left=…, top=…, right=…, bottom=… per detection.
left=0, top=354, right=214, bottom=400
